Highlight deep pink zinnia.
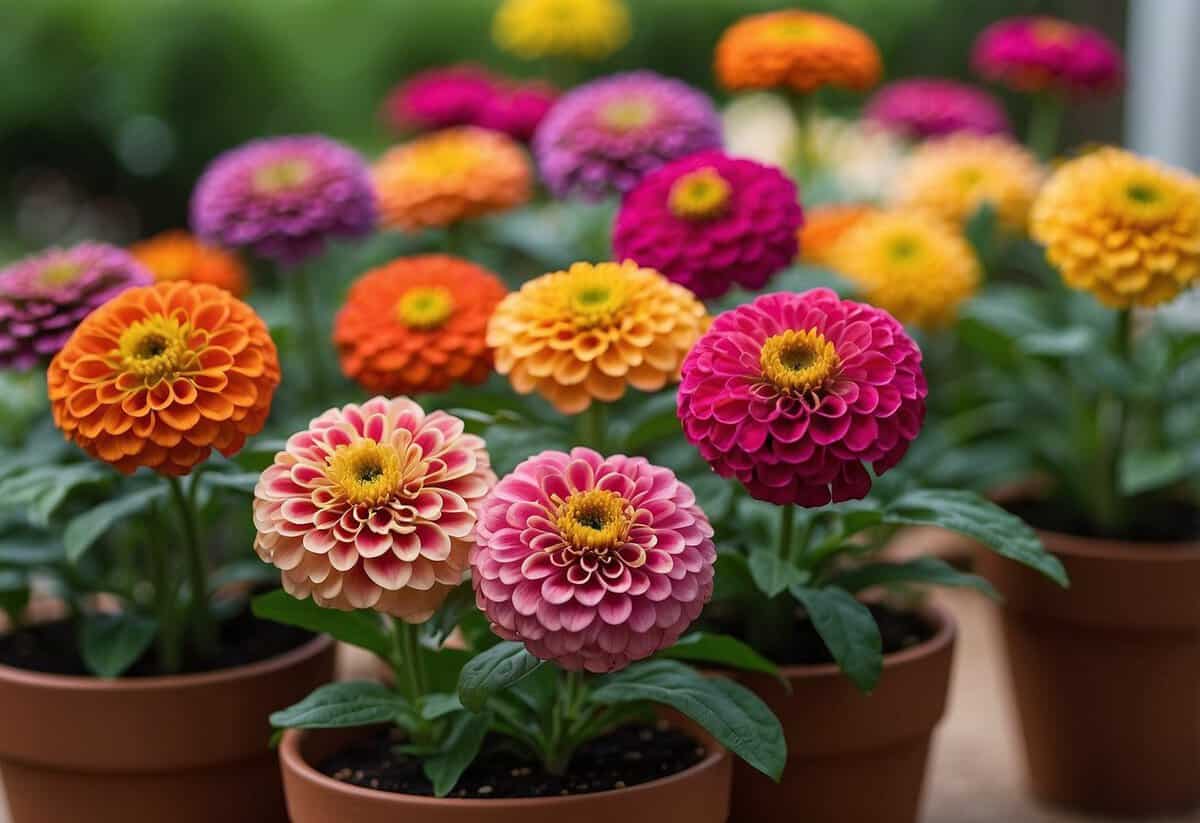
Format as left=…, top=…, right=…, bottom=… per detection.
left=472, top=448, right=716, bottom=673
left=972, top=16, right=1123, bottom=96
left=477, top=82, right=558, bottom=142
left=385, top=65, right=557, bottom=142
left=865, top=78, right=1010, bottom=138
left=612, top=151, right=802, bottom=300
left=677, top=290, right=927, bottom=507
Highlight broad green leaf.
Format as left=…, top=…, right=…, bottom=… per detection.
left=829, top=556, right=1000, bottom=600
left=592, top=659, right=786, bottom=781
left=883, top=489, right=1067, bottom=587
left=64, top=486, right=167, bottom=563
left=270, top=681, right=406, bottom=729
left=0, top=463, right=111, bottom=527
left=689, top=474, right=735, bottom=522
left=0, top=534, right=64, bottom=566
left=201, top=472, right=261, bottom=495
left=790, top=585, right=882, bottom=692
left=457, top=641, right=544, bottom=712
left=712, top=551, right=757, bottom=601
left=423, top=711, right=491, bottom=796
left=1120, top=449, right=1188, bottom=496
left=79, top=612, right=158, bottom=678
left=748, top=550, right=807, bottom=598
left=419, top=693, right=464, bottom=720
left=208, top=559, right=280, bottom=592
left=252, top=590, right=390, bottom=659
left=657, top=632, right=780, bottom=678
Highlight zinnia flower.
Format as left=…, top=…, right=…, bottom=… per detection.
left=973, top=16, right=1123, bottom=96
left=253, top=396, right=495, bottom=621
left=488, top=260, right=707, bottom=414
left=191, top=135, right=376, bottom=265
left=334, top=255, right=507, bottom=395
left=829, top=211, right=980, bottom=329
left=532, top=71, right=723, bottom=201
left=612, top=151, right=802, bottom=299
left=865, top=78, right=1010, bottom=139
left=798, top=203, right=876, bottom=266
left=715, top=10, right=882, bottom=94
left=493, top=0, right=631, bottom=61
left=1031, top=147, right=1200, bottom=308
left=677, top=289, right=926, bottom=506
left=0, top=244, right=152, bottom=370
left=374, top=127, right=533, bottom=231
left=472, top=447, right=715, bottom=672
left=477, top=82, right=558, bottom=142
left=891, top=134, right=1043, bottom=233
left=385, top=65, right=557, bottom=142
left=47, top=282, right=279, bottom=475
left=130, top=230, right=249, bottom=297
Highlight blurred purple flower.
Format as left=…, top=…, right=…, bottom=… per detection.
left=865, top=78, right=1010, bottom=138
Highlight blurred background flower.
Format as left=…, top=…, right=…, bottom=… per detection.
left=492, top=0, right=631, bottom=61
left=130, top=230, right=248, bottom=296
left=865, top=77, right=1011, bottom=138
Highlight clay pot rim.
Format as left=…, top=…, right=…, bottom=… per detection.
left=1032, top=527, right=1200, bottom=562
left=774, top=602, right=956, bottom=680
left=280, top=722, right=729, bottom=809
left=0, top=632, right=334, bottom=692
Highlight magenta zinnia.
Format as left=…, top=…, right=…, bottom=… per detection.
left=613, top=150, right=802, bottom=299
left=678, top=290, right=927, bottom=506
left=253, top=396, right=496, bottom=622
left=972, top=16, right=1123, bottom=96
left=865, top=77, right=1010, bottom=139
left=472, top=448, right=716, bottom=673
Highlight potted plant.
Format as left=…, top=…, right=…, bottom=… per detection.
left=252, top=396, right=786, bottom=822
left=962, top=146, right=1200, bottom=817
left=675, top=288, right=1066, bottom=822
left=0, top=278, right=336, bottom=823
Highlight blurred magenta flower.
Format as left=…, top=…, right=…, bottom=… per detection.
left=865, top=77, right=1010, bottom=138
left=972, top=16, right=1123, bottom=96
left=385, top=65, right=557, bottom=142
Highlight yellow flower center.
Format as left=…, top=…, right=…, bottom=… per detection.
left=760, top=329, right=841, bottom=393
left=1031, top=19, right=1077, bottom=45
left=886, top=233, right=924, bottom=264
left=599, top=98, right=656, bottom=132
left=39, top=261, right=82, bottom=287
left=566, top=269, right=627, bottom=325
left=118, top=315, right=194, bottom=384
left=396, top=286, right=455, bottom=329
left=668, top=168, right=732, bottom=220
left=954, top=166, right=985, bottom=191
left=407, top=138, right=482, bottom=180
left=767, top=16, right=831, bottom=42
left=555, top=489, right=635, bottom=553
left=1111, top=174, right=1180, bottom=224
left=253, top=159, right=313, bottom=194
left=327, top=440, right=404, bottom=507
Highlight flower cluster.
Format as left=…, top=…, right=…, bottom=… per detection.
left=492, top=0, right=631, bottom=61
left=973, top=16, right=1123, bottom=96
left=865, top=78, right=1010, bottom=139
left=130, top=230, right=249, bottom=296
left=613, top=151, right=803, bottom=299
left=385, top=65, right=557, bottom=141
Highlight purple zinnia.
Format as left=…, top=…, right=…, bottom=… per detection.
left=385, top=65, right=498, bottom=132
left=972, top=16, right=1123, bottom=97
left=533, top=71, right=723, bottom=201
left=613, top=151, right=802, bottom=299
left=190, top=135, right=377, bottom=265
left=0, top=244, right=152, bottom=370
left=865, top=78, right=1010, bottom=139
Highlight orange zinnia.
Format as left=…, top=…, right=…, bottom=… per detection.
left=799, top=204, right=877, bottom=266
left=373, top=127, right=532, bottom=231
left=130, top=230, right=249, bottom=297
left=48, top=281, right=279, bottom=475
left=715, top=10, right=881, bottom=94
left=334, top=255, right=507, bottom=395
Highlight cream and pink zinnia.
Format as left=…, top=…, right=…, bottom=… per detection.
left=253, top=396, right=495, bottom=622
left=472, top=448, right=716, bottom=673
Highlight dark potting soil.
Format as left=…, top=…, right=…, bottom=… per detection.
left=319, top=723, right=707, bottom=799
left=1005, top=497, right=1200, bottom=543
left=775, top=603, right=933, bottom=666
left=0, top=605, right=314, bottom=677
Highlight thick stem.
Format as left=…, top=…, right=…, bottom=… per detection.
left=149, top=539, right=182, bottom=674
left=544, top=670, right=588, bottom=775
left=288, top=265, right=331, bottom=399
left=167, top=476, right=216, bottom=659
left=786, top=93, right=819, bottom=187
left=1027, top=93, right=1065, bottom=161
left=1095, top=309, right=1133, bottom=535
left=576, top=402, right=608, bottom=452
left=777, top=504, right=796, bottom=562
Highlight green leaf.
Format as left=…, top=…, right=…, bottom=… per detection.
left=711, top=551, right=757, bottom=601
left=748, top=550, right=807, bottom=598
left=423, top=711, right=491, bottom=796
left=0, top=570, right=30, bottom=622
left=79, top=612, right=158, bottom=678
left=592, top=659, right=786, bottom=781
left=457, top=641, right=544, bottom=712
left=883, top=489, right=1067, bottom=587
left=420, top=582, right=475, bottom=650
left=789, top=586, right=882, bottom=693
left=208, top=559, right=281, bottom=592
left=0, top=535, right=65, bottom=565
left=0, top=463, right=111, bottom=527
left=1020, top=327, right=1096, bottom=357
left=270, top=681, right=406, bottom=729
left=200, top=471, right=261, bottom=495
left=64, top=486, right=167, bottom=563
left=1120, top=449, right=1188, bottom=496
left=829, top=557, right=1000, bottom=600
left=657, top=632, right=781, bottom=678
left=252, top=589, right=390, bottom=659
left=419, top=693, right=464, bottom=721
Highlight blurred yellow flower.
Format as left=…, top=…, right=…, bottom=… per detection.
left=493, top=0, right=631, bottom=61
left=799, top=203, right=877, bottom=266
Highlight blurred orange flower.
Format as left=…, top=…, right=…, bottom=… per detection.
left=799, top=204, right=877, bottom=266
left=130, top=231, right=249, bottom=297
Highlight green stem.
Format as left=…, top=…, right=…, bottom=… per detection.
left=1027, top=93, right=1065, bottom=161
left=786, top=93, right=819, bottom=187
left=388, top=617, right=426, bottom=703
left=288, top=265, right=331, bottom=399
left=577, top=402, right=608, bottom=452
left=149, top=539, right=181, bottom=674
left=167, top=476, right=216, bottom=659
left=544, top=670, right=588, bottom=775
left=777, top=504, right=796, bottom=561
left=1096, top=309, right=1133, bottom=535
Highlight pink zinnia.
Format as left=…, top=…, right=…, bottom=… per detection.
left=472, top=448, right=716, bottom=673
left=865, top=78, right=1010, bottom=138
left=477, top=82, right=558, bottom=142
left=386, top=65, right=497, bottom=132
left=972, top=16, right=1123, bottom=96
left=253, top=396, right=496, bottom=622
left=612, top=150, right=802, bottom=300
left=677, top=290, right=927, bottom=507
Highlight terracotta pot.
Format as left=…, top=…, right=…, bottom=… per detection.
left=731, top=604, right=955, bottom=823
left=279, top=722, right=732, bottom=823
left=0, top=634, right=336, bottom=823
left=978, top=531, right=1200, bottom=817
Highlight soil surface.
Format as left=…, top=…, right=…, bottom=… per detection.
left=0, top=607, right=314, bottom=677
left=320, top=723, right=706, bottom=799
left=1006, top=498, right=1200, bottom=543
left=777, top=603, right=933, bottom=666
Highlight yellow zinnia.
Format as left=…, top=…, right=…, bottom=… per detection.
left=493, top=0, right=631, bottom=61
left=892, top=134, right=1043, bottom=233
left=829, top=211, right=981, bottom=329
left=1032, top=147, right=1200, bottom=308
left=487, top=260, right=707, bottom=414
